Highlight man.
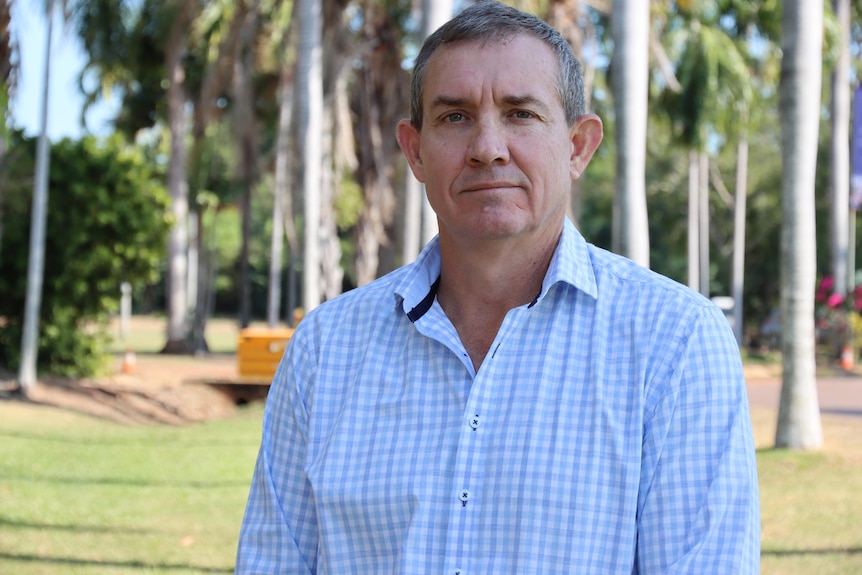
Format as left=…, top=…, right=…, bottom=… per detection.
left=236, top=2, right=760, bottom=573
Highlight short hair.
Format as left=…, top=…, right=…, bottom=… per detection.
left=409, top=0, right=585, bottom=130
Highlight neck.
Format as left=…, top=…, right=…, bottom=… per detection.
left=435, top=226, right=562, bottom=370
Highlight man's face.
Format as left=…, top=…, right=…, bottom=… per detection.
left=398, top=34, right=602, bottom=244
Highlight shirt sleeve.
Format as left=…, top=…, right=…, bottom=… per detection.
left=235, top=331, right=319, bottom=575
left=636, top=304, right=761, bottom=574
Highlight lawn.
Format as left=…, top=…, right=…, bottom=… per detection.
left=107, top=315, right=254, bottom=355
left=751, top=408, right=862, bottom=574
left=2, top=314, right=861, bottom=574
left=0, top=400, right=264, bottom=574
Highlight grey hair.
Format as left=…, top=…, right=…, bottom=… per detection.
left=408, top=0, right=585, bottom=130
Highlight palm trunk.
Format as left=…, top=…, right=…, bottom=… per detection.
left=687, top=149, right=699, bottom=291
left=234, top=7, right=259, bottom=329
left=268, top=65, right=292, bottom=327
left=297, top=0, right=323, bottom=310
left=19, top=0, right=54, bottom=390
left=698, top=151, right=709, bottom=296
left=163, top=1, right=195, bottom=353
left=610, top=0, right=650, bottom=267
left=731, top=133, right=749, bottom=346
left=830, top=0, right=851, bottom=296
left=776, top=0, right=823, bottom=449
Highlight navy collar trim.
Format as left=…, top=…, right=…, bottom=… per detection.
left=406, top=275, right=441, bottom=323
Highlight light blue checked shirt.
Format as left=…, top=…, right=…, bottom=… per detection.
left=236, top=219, right=760, bottom=574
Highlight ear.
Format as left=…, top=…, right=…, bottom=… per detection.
left=397, top=119, right=426, bottom=183
left=568, top=114, right=604, bottom=180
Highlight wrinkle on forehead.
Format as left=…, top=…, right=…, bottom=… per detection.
left=424, top=38, right=562, bottom=117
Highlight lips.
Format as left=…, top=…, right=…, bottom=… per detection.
left=460, top=181, right=521, bottom=193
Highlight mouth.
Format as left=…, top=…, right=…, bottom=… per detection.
left=461, top=181, right=520, bottom=193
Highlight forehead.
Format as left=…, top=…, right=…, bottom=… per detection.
left=422, top=35, right=561, bottom=108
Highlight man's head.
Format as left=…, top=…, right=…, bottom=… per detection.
left=409, top=0, right=586, bottom=130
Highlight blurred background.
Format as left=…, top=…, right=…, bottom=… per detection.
left=0, top=0, right=858, bottom=379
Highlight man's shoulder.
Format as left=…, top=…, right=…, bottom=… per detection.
left=585, top=243, right=711, bottom=308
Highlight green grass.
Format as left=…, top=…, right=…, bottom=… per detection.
left=107, top=316, right=250, bottom=355
left=751, top=408, right=862, bottom=574
left=1, top=403, right=861, bottom=573
left=0, top=401, right=264, bottom=574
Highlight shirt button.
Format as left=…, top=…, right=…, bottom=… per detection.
left=452, top=570, right=464, bottom=575
left=468, top=415, right=481, bottom=430
left=459, top=489, right=471, bottom=506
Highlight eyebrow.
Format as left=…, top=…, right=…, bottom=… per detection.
left=429, top=95, right=467, bottom=110
left=428, top=93, right=549, bottom=111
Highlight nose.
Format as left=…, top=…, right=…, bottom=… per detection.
left=467, top=118, right=510, bottom=166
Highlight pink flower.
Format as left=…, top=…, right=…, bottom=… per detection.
left=826, top=292, right=846, bottom=309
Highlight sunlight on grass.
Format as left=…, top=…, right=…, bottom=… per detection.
left=752, top=407, right=862, bottom=574
left=107, top=316, right=273, bottom=354
left=0, top=401, right=264, bottom=574
left=3, top=387, right=862, bottom=573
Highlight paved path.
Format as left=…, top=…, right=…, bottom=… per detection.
left=747, top=374, right=862, bottom=419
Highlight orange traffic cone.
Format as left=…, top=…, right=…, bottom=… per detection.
left=840, top=344, right=854, bottom=370
left=122, top=348, right=137, bottom=374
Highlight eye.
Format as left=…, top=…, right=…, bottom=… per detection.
left=511, top=110, right=535, bottom=120
left=443, top=112, right=466, bottom=123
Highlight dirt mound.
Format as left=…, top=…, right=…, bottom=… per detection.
left=0, top=352, right=271, bottom=425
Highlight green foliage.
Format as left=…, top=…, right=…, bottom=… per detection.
left=0, top=132, right=171, bottom=376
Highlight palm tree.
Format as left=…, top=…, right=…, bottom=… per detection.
left=352, top=0, right=410, bottom=286
left=18, top=0, right=56, bottom=392
left=775, top=0, right=823, bottom=450
left=161, top=0, right=198, bottom=353
left=610, top=0, right=649, bottom=267
left=188, top=0, right=252, bottom=347
left=267, top=0, right=295, bottom=327
left=296, top=0, right=323, bottom=310
left=830, top=0, right=850, bottom=299
left=658, top=4, right=752, bottom=296
left=231, top=1, right=260, bottom=328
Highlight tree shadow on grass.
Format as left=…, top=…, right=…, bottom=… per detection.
left=0, top=515, right=151, bottom=534
left=0, top=552, right=232, bottom=573
left=762, top=547, right=862, bottom=556
left=0, top=472, right=248, bottom=489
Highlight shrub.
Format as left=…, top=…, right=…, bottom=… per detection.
left=0, top=133, right=172, bottom=376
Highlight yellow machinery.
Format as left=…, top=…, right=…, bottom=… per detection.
left=236, top=327, right=295, bottom=382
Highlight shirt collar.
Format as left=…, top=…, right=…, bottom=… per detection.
left=394, top=218, right=598, bottom=322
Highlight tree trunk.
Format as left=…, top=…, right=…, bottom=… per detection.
left=233, top=6, right=259, bottom=329
left=776, top=0, right=823, bottom=450
left=319, top=93, right=343, bottom=300
left=163, top=0, right=196, bottom=354
left=353, top=1, right=408, bottom=285
left=317, top=0, right=352, bottom=300
left=830, top=0, right=850, bottom=296
left=610, top=0, right=649, bottom=267
left=190, top=208, right=213, bottom=353
left=188, top=2, right=246, bottom=343
left=698, top=150, right=709, bottom=296
left=19, top=0, right=54, bottom=391
left=268, top=65, right=293, bottom=327
left=687, top=149, right=699, bottom=292
left=731, top=132, right=749, bottom=346
left=297, top=0, right=323, bottom=310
